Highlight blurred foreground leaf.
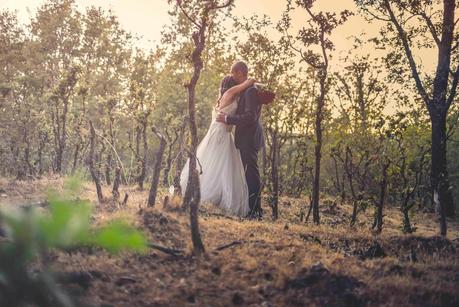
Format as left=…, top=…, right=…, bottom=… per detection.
left=0, top=176, right=148, bottom=306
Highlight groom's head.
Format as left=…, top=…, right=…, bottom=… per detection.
left=230, top=61, right=248, bottom=84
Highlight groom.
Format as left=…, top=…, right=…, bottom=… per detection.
left=216, top=61, right=265, bottom=218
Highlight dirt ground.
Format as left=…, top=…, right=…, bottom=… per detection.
left=1, top=178, right=458, bottom=307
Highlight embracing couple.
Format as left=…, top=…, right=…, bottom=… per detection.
left=180, top=61, right=265, bottom=219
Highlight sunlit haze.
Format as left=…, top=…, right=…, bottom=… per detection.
left=1, top=0, right=437, bottom=73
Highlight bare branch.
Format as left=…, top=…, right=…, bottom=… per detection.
left=335, top=73, right=354, bottom=103
left=359, top=5, right=391, bottom=22
left=177, top=2, right=202, bottom=29
left=213, top=240, right=243, bottom=252
left=94, top=128, right=128, bottom=182
left=384, top=0, right=431, bottom=105
left=284, top=34, right=322, bottom=69
left=148, top=243, right=183, bottom=256
left=210, top=0, right=234, bottom=10
left=419, top=12, right=441, bottom=47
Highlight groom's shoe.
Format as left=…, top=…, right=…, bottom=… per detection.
left=245, top=209, right=262, bottom=220
left=244, top=213, right=255, bottom=220
left=245, top=211, right=256, bottom=220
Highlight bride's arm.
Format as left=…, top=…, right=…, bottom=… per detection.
left=219, top=78, right=256, bottom=108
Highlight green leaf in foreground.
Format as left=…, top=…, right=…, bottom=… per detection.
left=38, top=200, right=92, bottom=248
left=91, top=220, right=148, bottom=254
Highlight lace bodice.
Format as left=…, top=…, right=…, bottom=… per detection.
left=211, top=99, right=238, bottom=131
left=219, top=99, right=238, bottom=115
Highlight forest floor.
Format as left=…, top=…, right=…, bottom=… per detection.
left=0, top=177, right=458, bottom=307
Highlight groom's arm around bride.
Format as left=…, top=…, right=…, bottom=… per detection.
left=224, top=86, right=259, bottom=126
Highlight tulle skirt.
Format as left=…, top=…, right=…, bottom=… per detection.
left=180, top=122, right=249, bottom=217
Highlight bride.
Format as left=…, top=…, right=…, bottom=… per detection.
left=179, top=76, right=257, bottom=217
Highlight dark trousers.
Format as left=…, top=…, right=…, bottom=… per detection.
left=240, top=147, right=262, bottom=217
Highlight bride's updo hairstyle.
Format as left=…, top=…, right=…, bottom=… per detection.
left=219, top=75, right=236, bottom=97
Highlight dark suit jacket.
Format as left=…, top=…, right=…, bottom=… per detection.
left=226, top=86, right=265, bottom=151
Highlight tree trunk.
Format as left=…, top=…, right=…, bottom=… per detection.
left=97, top=140, right=106, bottom=176
left=430, top=110, right=450, bottom=236
left=37, top=134, right=45, bottom=176
left=134, top=119, right=148, bottom=190
left=311, top=71, right=326, bottom=225
left=135, top=126, right=142, bottom=188
left=181, top=20, right=210, bottom=256
left=382, top=0, right=457, bottom=235
left=350, top=200, right=359, bottom=227
left=23, top=130, right=34, bottom=177
left=173, top=121, right=187, bottom=195
left=55, top=96, right=70, bottom=174
left=147, top=128, right=167, bottom=207
left=105, top=153, right=112, bottom=186
left=112, top=166, right=121, bottom=201
left=177, top=0, right=233, bottom=255
left=189, top=168, right=204, bottom=254
left=402, top=208, right=413, bottom=234
left=163, top=144, right=173, bottom=186
left=88, top=121, right=104, bottom=203
left=140, top=119, right=148, bottom=189
left=428, top=0, right=456, bottom=220
left=262, top=142, right=268, bottom=184
left=71, top=144, right=81, bottom=175
left=373, top=162, right=389, bottom=233
left=270, top=130, right=279, bottom=220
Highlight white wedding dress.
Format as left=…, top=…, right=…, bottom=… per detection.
left=180, top=99, right=250, bottom=217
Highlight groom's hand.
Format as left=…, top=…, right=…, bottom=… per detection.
left=216, top=112, right=227, bottom=123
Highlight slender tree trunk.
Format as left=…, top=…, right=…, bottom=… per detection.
left=430, top=110, right=449, bottom=236
left=270, top=129, right=279, bottom=220
left=181, top=18, right=210, bottom=256
left=134, top=120, right=148, bottom=190
left=173, top=121, right=187, bottom=195
left=72, top=89, right=87, bottom=175
left=331, top=152, right=346, bottom=203
left=71, top=144, right=81, bottom=175
left=350, top=200, right=359, bottom=227
left=37, top=136, right=45, bottom=176
left=148, top=128, right=167, bottom=207
left=373, top=162, right=389, bottom=233
left=88, top=121, right=104, bottom=203
left=105, top=153, right=112, bottom=186
left=262, top=142, right=268, bottom=185
left=54, top=95, right=71, bottom=174
left=163, top=131, right=178, bottom=186
left=134, top=126, right=141, bottom=187
left=23, top=130, right=34, bottom=177
left=176, top=0, right=233, bottom=256
left=141, top=119, right=148, bottom=188
left=112, top=166, right=121, bottom=201
left=98, top=140, right=106, bottom=177
left=345, top=147, right=359, bottom=227
left=163, top=144, right=173, bottom=186
left=402, top=207, right=412, bottom=233
left=311, top=70, right=326, bottom=225
left=58, top=99, right=69, bottom=174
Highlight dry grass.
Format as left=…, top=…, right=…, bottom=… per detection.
left=0, top=177, right=458, bottom=306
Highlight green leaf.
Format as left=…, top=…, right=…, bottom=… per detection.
left=91, top=220, right=148, bottom=254
left=38, top=201, right=91, bottom=248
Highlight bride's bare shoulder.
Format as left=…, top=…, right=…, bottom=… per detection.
left=217, top=94, right=238, bottom=110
